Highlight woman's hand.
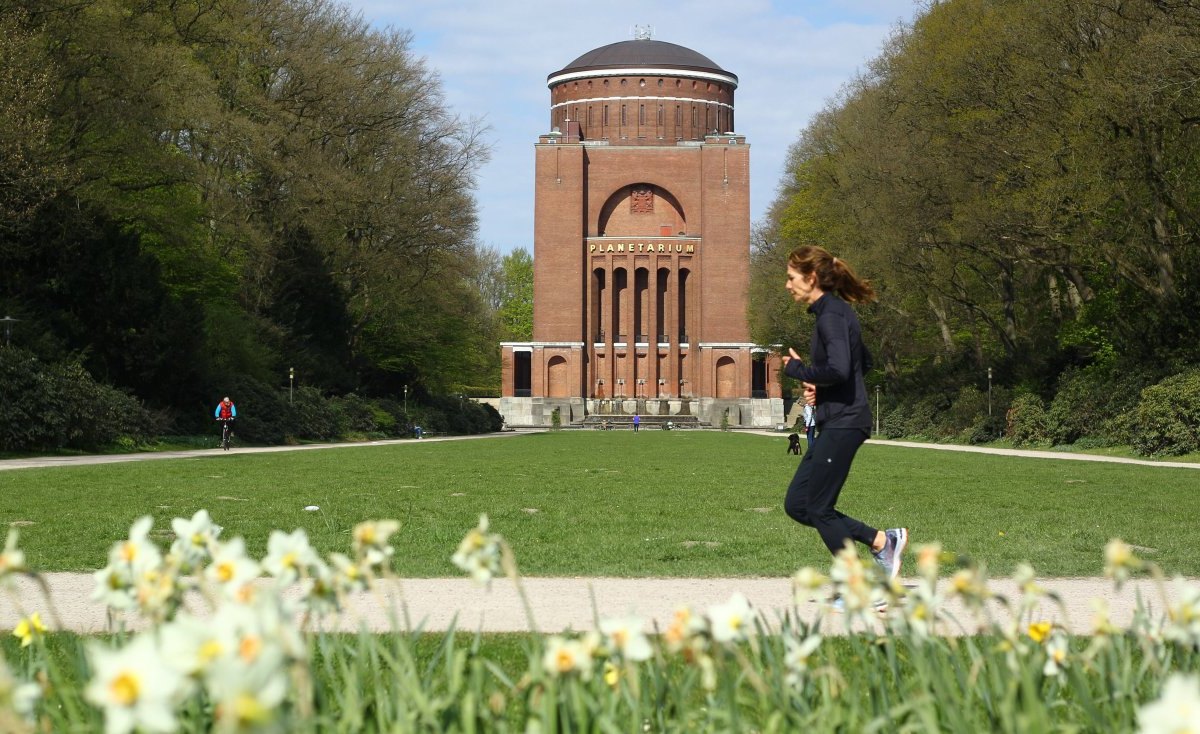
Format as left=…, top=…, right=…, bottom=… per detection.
left=782, top=347, right=804, bottom=367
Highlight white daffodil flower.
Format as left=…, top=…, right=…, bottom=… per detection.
left=542, top=636, right=592, bottom=679
left=204, top=537, right=261, bottom=602
left=330, top=552, right=369, bottom=595
left=159, top=612, right=236, bottom=680
left=707, top=592, right=755, bottom=644
left=169, top=510, right=222, bottom=569
left=262, top=528, right=320, bottom=585
left=598, top=615, right=653, bottom=662
left=1164, top=577, right=1200, bottom=648
left=1136, top=674, right=1200, bottom=734
left=352, top=520, right=400, bottom=570
left=0, top=528, right=26, bottom=588
left=84, top=635, right=186, bottom=734
left=451, top=515, right=503, bottom=587
left=783, top=633, right=822, bottom=688
left=207, top=654, right=289, bottom=734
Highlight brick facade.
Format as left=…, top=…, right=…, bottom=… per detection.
left=500, top=39, right=783, bottom=428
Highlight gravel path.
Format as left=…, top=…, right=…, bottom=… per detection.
left=2, top=433, right=1195, bottom=636
left=0, top=573, right=1190, bottom=636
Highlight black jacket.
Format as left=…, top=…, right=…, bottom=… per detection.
left=782, top=293, right=872, bottom=431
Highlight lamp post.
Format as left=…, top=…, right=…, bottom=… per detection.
left=987, top=367, right=993, bottom=417
left=289, top=367, right=294, bottom=405
left=0, top=315, right=18, bottom=347
left=875, top=384, right=881, bottom=435
left=403, top=385, right=408, bottom=416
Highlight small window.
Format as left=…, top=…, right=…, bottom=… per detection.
left=621, top=105, right=627, bottom=125
left=639, top=104, right=644, bottom=125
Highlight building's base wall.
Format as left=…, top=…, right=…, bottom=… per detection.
left=499, top=397, right=587, bottom=428
left=501, top=396, right=784, bottom=428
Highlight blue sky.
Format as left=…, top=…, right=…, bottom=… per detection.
left=347, top=1, right=923, bottom=253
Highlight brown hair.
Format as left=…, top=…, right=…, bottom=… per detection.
left=787, top=245, right=876, bottom=304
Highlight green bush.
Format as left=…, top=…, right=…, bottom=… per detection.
left=1129, top=369, right=1200, bottom=456
left=1045, top=367, right=1140, bottom=446
left=1007, top=392, right=1052, bottom=447
left=333, top=393, right=377, bottom=434
left=0, top=348, right=152, bottom=451
left=287, top=386, right=339, bottom=440
left=221, top=375, right=290, bottom=445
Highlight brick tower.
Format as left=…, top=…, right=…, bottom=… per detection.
left=500, top=33, right=783, bottom=428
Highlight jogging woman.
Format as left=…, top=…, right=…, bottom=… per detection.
left=780, top=246, right=906, bottom=580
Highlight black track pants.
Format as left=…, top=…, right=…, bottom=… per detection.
left=783, top=427, right=877, bottom=555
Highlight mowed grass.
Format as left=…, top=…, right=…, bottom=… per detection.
left=1, top=431, right=1197, bottom=577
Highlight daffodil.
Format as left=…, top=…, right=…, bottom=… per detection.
left=1164, top=576, right=1200, bottom=648
left=0, top=528, right=26, bottom=588
left=915, top=542, right=943, bottom=582
left=207, top=655, right=289, bottom=733
left=262, top=528, right=319, bottom=585
left=542, top=636, right=592, bottom=679
left=204, top=538, right=261, bottom=602
left=783, top=633, right=821, bottom=688
left=1104, top=538, right=1142, bottom=587
left=707, top=592, right=755, bottom=644
left=159, top=613, right=236, bottom=679
left=12, top=612, right=46, bottom=648
left=791, top=567, right=827, bottom=605
left=1137, top=674, right=1200, bottom=734
left=1027, top=621, right=1052, bottom=644
left=352, top=520, right=400, bottom=571
left=84, top=635, right=186, bottom=734
left=169, top=510, right=222, bottom=570
left=598, top=615, right=652, bottom=662
left=451, top=514, right=503, bottom=587
left=1042, top=632, right=1069, bottom=678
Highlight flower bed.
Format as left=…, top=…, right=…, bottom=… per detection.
left=1, top=514, right=1197, bottom=732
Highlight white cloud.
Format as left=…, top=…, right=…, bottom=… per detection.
left=346, top=0, right=922, bottom=251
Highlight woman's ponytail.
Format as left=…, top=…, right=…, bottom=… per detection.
left=788, top=246, right=876, bottom=304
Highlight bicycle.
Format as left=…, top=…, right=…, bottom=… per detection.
left=217, top=418, right=235, bottom=451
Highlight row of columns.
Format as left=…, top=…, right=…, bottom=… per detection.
left=588, top=259, right=693, bottom=399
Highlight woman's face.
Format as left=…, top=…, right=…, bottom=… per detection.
left=786, top=266, right=821, bottom=305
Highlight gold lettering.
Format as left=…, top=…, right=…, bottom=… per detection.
left=685, top=244, right=695, bottom=253
left=637, top=243, right=644, bottom=253
left=657, top=244, right=665, bottom=252
left=618, top=243, right=626, bottom=253
left=606, top=244, right=615, bottom=253
left=674, top=244, right=682, bottom=252
left=589, top=244, right=596, bottom=253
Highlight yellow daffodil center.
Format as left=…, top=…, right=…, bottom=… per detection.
left=110, top=671, right=140, bottom=705
left=216, top=562, right=235, bottom=583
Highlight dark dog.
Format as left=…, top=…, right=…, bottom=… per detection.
left=786, top=433, right=801, bottom=455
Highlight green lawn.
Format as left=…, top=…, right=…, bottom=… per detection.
left=1, top=431, right=1197, bottom=576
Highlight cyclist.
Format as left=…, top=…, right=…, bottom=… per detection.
left=214, top=396, right=237, bottom=448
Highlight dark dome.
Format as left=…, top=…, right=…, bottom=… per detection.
left=549, top=39, right=736, bottom=85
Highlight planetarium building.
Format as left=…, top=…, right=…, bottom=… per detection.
left=499, top=35, right=784, bottom=428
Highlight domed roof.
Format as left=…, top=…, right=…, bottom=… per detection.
left=548, top=39, right=737, bottom=86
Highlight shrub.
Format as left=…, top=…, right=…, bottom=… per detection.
left=221, top=375, right=289, bottom=445
left=1007, top=392, right=1052, bottom=447
left=287, top=386, right=339, bottom=441
left=333, top=393, right=377, bottom=434
left=0, top=348, right=152, bottom=451
left=1128, top=369, right=1200, bottom=457
left=1046, top=367, right=1142, bottom=447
